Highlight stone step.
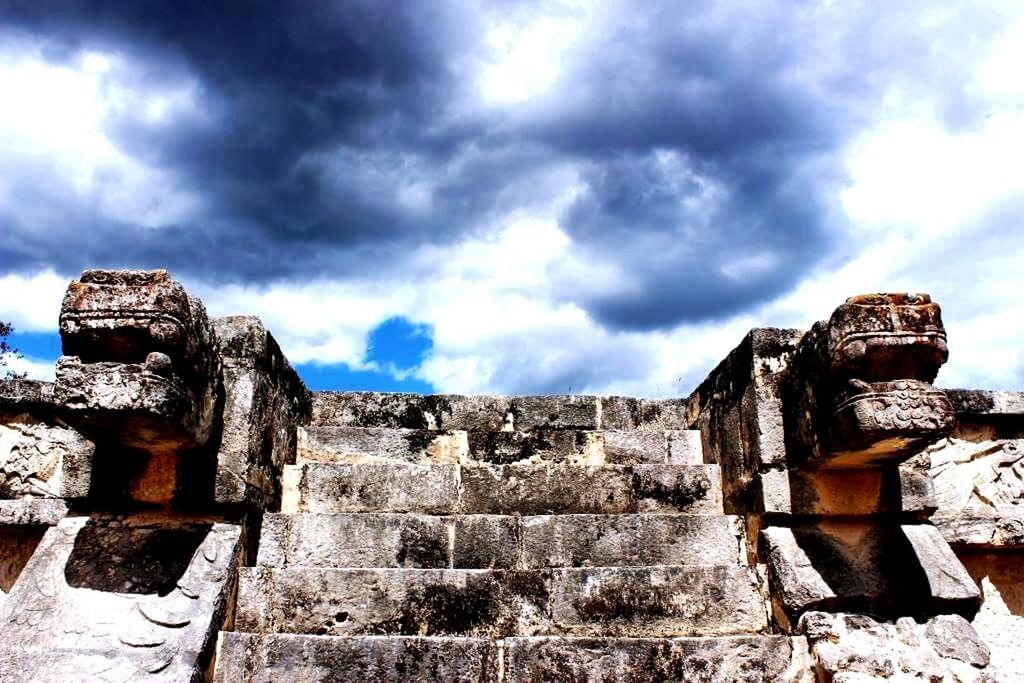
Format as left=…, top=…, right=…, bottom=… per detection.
left=257, top=513, right=746, bottom=569
left=311, top=392, right=690, bottom=431
left=503, top=635, right=810, bottom=682
left=282, top=462, right=723, bottom=515
left=299, top=426, right=703, bottom=466
left=214, top=633, right=810, bottom=682
left=214, top=633, right=498, bottom=682
left=235, top=565, right=769, bottom=638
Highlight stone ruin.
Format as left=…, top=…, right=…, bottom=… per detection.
left=0, top=270, right=1021, bottom=681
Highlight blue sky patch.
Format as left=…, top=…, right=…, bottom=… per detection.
left=7, top=330, right=61, bottom=362
left=300, top=317, right=435, bottom=392
left=5, top=319, right=435, bottom=394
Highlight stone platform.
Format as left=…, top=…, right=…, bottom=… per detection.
left=0, top=271, right=1017, bottom=681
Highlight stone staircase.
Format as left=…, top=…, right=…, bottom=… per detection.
left=216, top=393, right=809, bottom=681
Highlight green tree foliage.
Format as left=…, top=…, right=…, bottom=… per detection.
left=1, top=321, right=27, bottom=379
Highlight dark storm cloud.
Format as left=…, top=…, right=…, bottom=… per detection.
left=524, top=1, right=998, bottom=329
left=559, top=148, right=839, bottom=328
left=0, top=0, right=485, bottom=276
left=0, top=1, right=1004, bottom=328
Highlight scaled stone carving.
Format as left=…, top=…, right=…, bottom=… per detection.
left=0, top=515, right=242, bottom=680
left=54, top=270, right=221, bottom=454
left=784, top=293, right=954, bottom=468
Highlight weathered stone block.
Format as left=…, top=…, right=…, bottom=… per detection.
left=0, top=379, right=53, bottom=408
left=932, top=511, right=1024, bottom=547
left=631, top=464, right=723, bottom=513
left=235, top=565, right=768, bottom=638
left=0, top=515, right=242, bottom=681
left=504, top=635, right=812, bottom=682
left=924, top=614, right=990, bottom=667
left=898, top=453, right=938, bottom=516
left=510, top=395, right=599, bottom=431
left=257, top=513, right=450, bottom=569
left=902, top=523, right=983, bottom=607
left=211, top=315, right=310, bottom=508
left=312, top=392, right=433, bottom=428
left=459, top=463, right=722, bottom=515
left=599, top=397, right=690, bottom=431
left=0, top=499, right=69, bottom=526
left=683, top=328, right=802, bottom=513
left=283, top=463, right=459, bottom=514
left=946, top=389, right=1024, bottom=417
left=757, top=467, right=933, bottom=517
left=549, top=565, right=769, bottom=636
left=235, top=567, right=551, bottom=637
left=520, top=514, right=744, bottom=568
left=310, top=392, right=705, bottom=433
left=256, top=511, right=747, bottom=572
left=667, top=429, right=703, bottom=464
left=300, top=426, right=465, bottom=464
left=467, top=429, right=596, bottom=465
left=452, top=515, right=520, bottom=569
left=602, top=429, right=666, bottom=464
left=600, top=428, right=706, bottom=465
left=426, top=394, right=512, bottom=431
left=460, top=463, right=633, bottom=515
left=214, top=633, right=500, bottom=682
left=761, top=522, right=980, bottom=630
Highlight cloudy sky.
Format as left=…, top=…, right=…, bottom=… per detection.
left=1, top=1, right=1022, bottom=396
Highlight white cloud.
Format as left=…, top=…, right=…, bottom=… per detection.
left=2, top=354, right=56, bottom=382
left=479, top=0, right=596, bottom=105
left=0, top=270, right=70, bottom=332
left=0, top=42, right=204, bottom=229
left=841, top=113, right=1024, bottom=237
left=971, top=16, right=1024, bottom=101
left=192, top=278, right=420, bottom=370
